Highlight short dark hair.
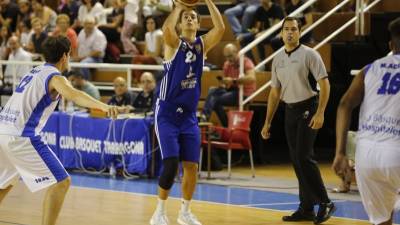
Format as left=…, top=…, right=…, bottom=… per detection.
left=41, top=36, right=71, bottom=64
left=144, top=15, right=160, bottom=30
left=178, top=8, right=201, bottom=24
left=389, top=17, right=400, bottom=50
left=281, top=17, right=302, bottom=31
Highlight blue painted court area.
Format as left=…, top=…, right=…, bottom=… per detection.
left=70, top=173, right=400, bottom=223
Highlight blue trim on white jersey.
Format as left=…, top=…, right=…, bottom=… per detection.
left=21, top=95, right=53, bottom=137
left=29, top=135, right=69, bottom=182
left=364, top=63, right=372, bottom=75
left=44, top=63, right=57, bottom=68
left=45, top=72, right=61, bottom=100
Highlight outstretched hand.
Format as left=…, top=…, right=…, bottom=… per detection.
left=107, top=105, right=119, bottom=119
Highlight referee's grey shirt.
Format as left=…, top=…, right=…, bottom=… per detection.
left=271, top=44, right=328, bottom=104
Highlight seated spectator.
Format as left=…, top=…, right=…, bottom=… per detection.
left=27, top=17, right=48, bottom=55
left=75, top=0, right=106, bottom=30
left=58, top=0, right=80, bottom=24
left=237, top=0, right=284, bottom=61
left=66, top=70, right=100, bottom=100
left=0, top=25, right=11, bottom=60
left=16, top=18, right=32, bottom=49
left=120, top=0, right=141, bottom=55
left=17, top=0, right=33, bottom=29
left=201, top=44, right=256, bottom=127
left=52, top=14, right=78, bottom=57
left=108, top=76, right=136, bottom=107
left=74, top=15, right=107, bottom=79
left=132, top=72, right=156, bottom=113
left=4, top=35, right=32, bottom=85
left=31, top=0, right=57, bottom=33
left=132, top=16, right=163, bottom=82
left=224, top=0, right=260, bottom=37
left=142, top=0, right=173, bottom=17
left=98, top=0, right=124, bottom=62
left=0, top=0, right=19, bottom=32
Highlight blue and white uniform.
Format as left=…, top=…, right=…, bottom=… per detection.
left=0, top=63, right=68, bottom=192
left=355, top=54, right=400, bottom=224
left=155, top=37, right=204, bottom=162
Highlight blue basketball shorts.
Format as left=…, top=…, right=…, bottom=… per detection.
left=154, top=100, right=200, bottom=163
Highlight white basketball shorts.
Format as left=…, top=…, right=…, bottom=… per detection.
left=0, top=135, right=69, bottom=192
left=356, top=140, right=400, bottom=224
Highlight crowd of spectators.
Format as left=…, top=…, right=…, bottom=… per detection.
left=0, top=0, right=170, bottom=85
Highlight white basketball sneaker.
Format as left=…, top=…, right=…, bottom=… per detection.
left=177, top=210, right=202, bottom=225
left=150, top=210, right=169, bottom=225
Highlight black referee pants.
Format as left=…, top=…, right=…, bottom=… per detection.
left=284, top=96, right=330, bottom=211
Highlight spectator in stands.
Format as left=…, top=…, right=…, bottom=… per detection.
left=58, top=0, right=80, bottom=24
left=270, top=0, right=314, bottom=50
left=224, top=0, right=260, bottom=37
left=0, top=25, right=10, bottom=60
left=132, top=15, right=163, bottom=82
left=120, top=0, right=140, bottom=55
left=4, top=35, right=32, bottom=84
left=27, top=17, right=48, bottom=55
left=98, top=0, right=124, bottom=62
left=52, top=14, right=78, bottom=58
left=17, top=0, right=33, bottom=27
left=74, top=15, right=107, bottom=80
left=0, top=0, right=19, bottom=32
left=15, top=19, right=31, bottom=49
left=237, top=0, right=284, bottom=61
left=142, top=0, right=173, bottom=17
left=201, top=43, right=256, bottom=127
left=31, top=0, right=57, bottom=33
left=66, top=70, right=101, bottom=100
left=108, top=76, right=136, bottom=108
left=75, top=0, right=106, bottom=30
left=132, top=71, right=156, bottom=113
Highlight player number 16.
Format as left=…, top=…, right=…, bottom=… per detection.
left=377, top=72, right=400, bottom=95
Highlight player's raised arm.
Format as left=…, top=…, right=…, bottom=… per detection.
left=49, top=75, right=118, bottom=118
left=202, top=0, right=225, bottom=54
left=162, top=2, right=185, bottom=49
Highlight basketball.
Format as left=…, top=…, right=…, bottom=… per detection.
left=175, top=0, right=199, bottom=7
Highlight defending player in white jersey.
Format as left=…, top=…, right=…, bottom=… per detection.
left=333, top=17, right=400, bottom=225
left=0, top=36, right=118, bottom=225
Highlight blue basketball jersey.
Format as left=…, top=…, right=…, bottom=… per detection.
left=157, top=37, right=204, bottom=112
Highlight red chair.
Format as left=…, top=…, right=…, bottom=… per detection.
left=203, top=110, right=255, bottom=178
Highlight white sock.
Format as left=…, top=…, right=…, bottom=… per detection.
left=181, top=199, right=190, bottom=213
left=156, top=198, right=166, bottom=213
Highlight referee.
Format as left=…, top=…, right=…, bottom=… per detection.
left=261, top=17, right=335, bottom=224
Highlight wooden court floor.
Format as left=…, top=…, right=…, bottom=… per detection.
left=0, top=162, right=375, bottom=225
left=0, top=183, right=371, bottom=225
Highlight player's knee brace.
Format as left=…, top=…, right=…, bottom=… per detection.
left=158, top=157, right=179, bottom=190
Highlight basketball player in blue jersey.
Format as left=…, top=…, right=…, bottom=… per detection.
left=0, top=36, right=118, bottom=225
left=333, top=17, right=400, bottom=225
left=150, top=0, right=225, bottom=224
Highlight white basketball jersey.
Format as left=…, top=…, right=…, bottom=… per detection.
left=0, top=64, right=61, bottom=137
left=358, top=54, right=400, bottom=145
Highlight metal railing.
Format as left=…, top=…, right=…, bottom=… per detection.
left=238, top=0, right=384, bottom=110
left=0, top=60, right=209, bottom=92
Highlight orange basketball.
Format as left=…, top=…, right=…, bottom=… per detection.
left=175, top=0, right=199, bottom=7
